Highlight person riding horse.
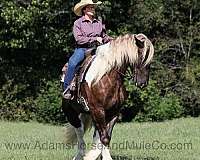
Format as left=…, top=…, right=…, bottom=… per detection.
left=61, top=1, right=154, bottom=159
left=62, top=33, right=154, bottom=160
left=63, top=0, right=112, bottom=100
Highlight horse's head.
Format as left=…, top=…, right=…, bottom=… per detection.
left=133, top=34, right=154, bottom=88
left=84, top=33, right=154, bottom=87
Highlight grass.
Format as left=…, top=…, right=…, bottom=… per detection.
left=0, top=117, right=200, bottom=160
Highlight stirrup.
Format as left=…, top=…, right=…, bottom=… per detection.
left=62, top=87, right=72, bottom=100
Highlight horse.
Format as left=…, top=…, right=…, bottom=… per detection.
left=61, top=33, right=154, bottom=160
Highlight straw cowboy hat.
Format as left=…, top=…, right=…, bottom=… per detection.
left=73, top=0, right=102, bottom=16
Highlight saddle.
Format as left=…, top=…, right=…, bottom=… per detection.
left=61, top=48, right=96, bottom=108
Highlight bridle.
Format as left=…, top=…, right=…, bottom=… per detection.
left=115, top=65, right=136, bottom=80
left=115, top=42, right=150, bottom=81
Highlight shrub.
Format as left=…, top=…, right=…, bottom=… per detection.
left=124, top=80, right=183, bottom=122
left=0, top=78, right=65, bottom=124
left=0, top=79, right=35, bottom=121
left=34, top=80, right=65, bottom=124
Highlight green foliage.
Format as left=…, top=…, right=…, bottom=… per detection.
left=0, top=79, right=35, bottom=121
left=0, top=0, right=73, bottom=52
left=0, top=79, right=65, bottom=124
left=0, top=0, right=200, bottom=123
left=124, top=80, right=183, bottom=122
left=34, top=80, right=65, bottom=124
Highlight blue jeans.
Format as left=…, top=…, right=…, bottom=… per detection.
left=64, top=48, right=86, bottom=90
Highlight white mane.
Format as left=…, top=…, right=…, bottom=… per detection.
left=85, top=34, right=154, bottom=87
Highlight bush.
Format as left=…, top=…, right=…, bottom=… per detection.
left=124, top=80, right=183, bottom=122
left=0, top=78, right=65, bottom=124
left=34, top=80, right=65, bottom=124
left=0, top=79, right=35, bottom=121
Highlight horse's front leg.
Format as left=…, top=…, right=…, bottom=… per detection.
left=83, top=128, right=102, bottom=160
left=101, top=116, right=118, bottom=160
left=84, top=107, right=110, bottom=160
left=90, top=115, right=118, bottom=160
left=92, top=109, right=112, bottom=160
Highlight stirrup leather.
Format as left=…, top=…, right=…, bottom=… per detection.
left=77, top=96, right=90, bottom=111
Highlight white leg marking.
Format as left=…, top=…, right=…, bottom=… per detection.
left=102, top=145, right=112, bottom=160
left=84, top=130, right=102, bottom=160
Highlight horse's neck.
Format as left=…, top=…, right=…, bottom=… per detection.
left=119, top=63, right=128, bottom=74
left=112, top=65, right=128, bottom=79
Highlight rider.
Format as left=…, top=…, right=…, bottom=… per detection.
left=63, top=0, right=112, bottom=99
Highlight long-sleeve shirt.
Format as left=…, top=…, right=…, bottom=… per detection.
left=73, top=16, right=111, bottom=46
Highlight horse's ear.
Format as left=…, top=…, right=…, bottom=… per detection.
left=134, top=34, right=145, bottom=48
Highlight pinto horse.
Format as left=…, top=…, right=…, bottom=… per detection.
left=62, top=33, right=154, bottom=160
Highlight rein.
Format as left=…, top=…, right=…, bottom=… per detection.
left=116, top=70, right=126, bottom=77
left=115, top=68, right=133, bottom=79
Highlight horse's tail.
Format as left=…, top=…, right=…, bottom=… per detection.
left=63, top=113, right=92, bottom=145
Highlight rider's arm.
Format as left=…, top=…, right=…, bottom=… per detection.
left=101, top=24, right=113, bottom=43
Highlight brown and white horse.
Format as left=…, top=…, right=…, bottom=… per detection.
left=62, top=33, right=154, bottom=160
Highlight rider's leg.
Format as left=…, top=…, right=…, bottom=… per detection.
left=64, top=48, right=86, bottom=90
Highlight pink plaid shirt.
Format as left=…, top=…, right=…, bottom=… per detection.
left=73, top=16, right=111, bottom=45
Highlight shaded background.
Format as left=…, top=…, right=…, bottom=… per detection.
left=0, top=0, right=200, bottom=124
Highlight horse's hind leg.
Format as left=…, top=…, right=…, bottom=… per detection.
left=73, top=122, right=86, bottom=160
left=62, top=100, right=86, bottom=160
left=65, top=114, right=86, bottom=160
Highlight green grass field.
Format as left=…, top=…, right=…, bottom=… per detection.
left=0, top=117, right=200, bottom=160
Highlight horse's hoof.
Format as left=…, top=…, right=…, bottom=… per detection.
left=73, top=154, right=84, bottom=160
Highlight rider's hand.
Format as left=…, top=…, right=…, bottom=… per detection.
left=96, top=37, right=103, bottom=44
